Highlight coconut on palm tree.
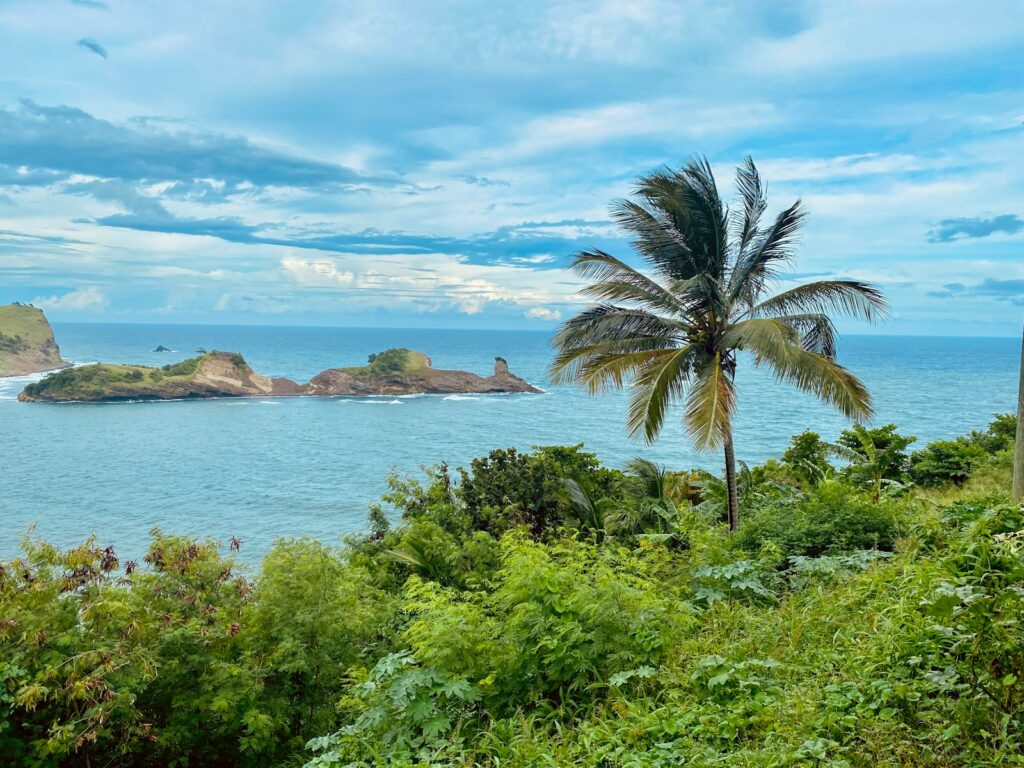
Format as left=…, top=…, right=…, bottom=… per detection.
left=550, top=156, right=888, bottom=531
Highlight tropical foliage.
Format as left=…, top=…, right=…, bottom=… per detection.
left=0, top=414, right=1019, bottom=767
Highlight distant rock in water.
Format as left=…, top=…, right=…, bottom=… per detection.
left=154, top=345, right=172, bottom=352
left=0, top=304, right=71, bottom=377
left=18, top=347, right=542, bottom=402
left=306, top=348, right=542, bottom=397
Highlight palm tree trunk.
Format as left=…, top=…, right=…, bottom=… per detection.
left=723, top=430, right=739, bottom=532
left=1013, top=319, right=1024, bottom=502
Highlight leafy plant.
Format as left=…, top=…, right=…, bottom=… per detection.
left=830, top=423, right=916, bottom=500
left=910, top=438, right=986, bottom=486
left=306, top=652, right=481, bottom=766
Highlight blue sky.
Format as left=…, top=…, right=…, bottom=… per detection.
left=0, top=1, right=1021, bottom=334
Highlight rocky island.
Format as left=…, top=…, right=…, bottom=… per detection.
left=0, top=303, right=70, bottom=377
left=18, top=347, right=541, bottom=402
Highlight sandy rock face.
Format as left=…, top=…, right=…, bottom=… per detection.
left=193, top=355, right=280, bottom=395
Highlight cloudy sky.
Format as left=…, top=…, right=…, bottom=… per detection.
left=0, top=0, right=1021, bottom=333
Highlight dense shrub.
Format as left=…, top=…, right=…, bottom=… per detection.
left=837, top=423, right=915, bottom=482
left=737, top=480, right=904, bottom=557
left=966, top=412, right=1017, bottom=454
left=384, top=444, right=625, bottom=540
left=406, top=534, right=688, bottom=708
left=160, top=356, right=201, bottom=377
left=910, top=438, right=987, bottom=486
left=781, top=430, right=831, bottom=485
left=0, top=534, right=395, bottom=768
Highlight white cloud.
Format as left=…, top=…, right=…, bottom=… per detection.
left=277, top=250, right=585, bottom=316
left=280, top=256, right=355, bottom=286
left=31, top=286, right=107, bottom=311
left=524, top=306, right=562, bottom=321
left=758, top=153, right=933, bottom=183
left=472, top=98, right=781, bottom=163
left=509, top=254, right=557, bottom=264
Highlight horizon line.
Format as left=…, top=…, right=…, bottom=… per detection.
left=45, top=319, right=1023, bottom=340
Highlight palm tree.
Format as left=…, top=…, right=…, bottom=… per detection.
left=550, top=156, right=887, bottom=531
left=1014, top=320, right=1023, bottom=502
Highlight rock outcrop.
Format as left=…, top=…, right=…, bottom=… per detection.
left=0, top=304, right=70, bottom=377
left=306, top=351, right=541, bottom=396
left=19, top=348, right=541, bottom=402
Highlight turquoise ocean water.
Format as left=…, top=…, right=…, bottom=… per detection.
left=0, top=324, right=1018, bottom=561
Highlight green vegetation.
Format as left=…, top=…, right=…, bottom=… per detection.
left=340, top=349, right=432, bottom=378
left=0, top=304, right=54, bottom=347
left=0, top=333, right=24, bottom=353
left=0, top=304, right=67, bottom=375
left=550, top=157, right=888, bottom=530
left=23, top=363, right=153, bottom=397
left=1, top=415, right=1020, bottom=767
left=21, top=352, right=248, bottom=399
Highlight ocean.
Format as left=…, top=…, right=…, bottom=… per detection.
left=1, top=324, right=1018, bottom=562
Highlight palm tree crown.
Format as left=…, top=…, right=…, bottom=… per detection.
left=549, top=156, right=888, bottom=529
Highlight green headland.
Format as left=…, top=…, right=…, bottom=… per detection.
left=0, top=303, right=69, bottom=377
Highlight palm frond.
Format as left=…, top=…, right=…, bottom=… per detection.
left=572, top=348, right=681, bottom=394
left=772, top=313, right=838, bottom=357
left=729, top=200, right=805, bottom=307
left=728, top=318, right=873, bottom=420
left=723, top=317, right=801, bottom=354
left=666, top=273, right=726, bottom=318
left=561, top=477, right=607, bottom=534
left=824, top=441, right=866, bottom=465
left=571, top=250, right=694, bottom=316
left=551, top=305, right=682, bottom=349
left=610, top=196, right=702, bottom=282
left=673, top=157, right=728, bottom=281
left=684, top=353, right=735, bottom=451
left=732, top=155, right=767, bottom=253
left=626, top=344, right=700, bottom=443
left=626, top=456, right=669, bottom=500
left=612, top=158, right=728, bottom=283
left=747, top=279, right=889, bottom=323
left=549, top=305, right=682, bottom=384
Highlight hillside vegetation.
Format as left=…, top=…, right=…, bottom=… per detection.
left=1, top=416, right=1021, bottom=767
left=0, top=304, right=56, bottom=347
left=0, top=303, right=68, bottom=376
left=338, top=348, right=433, bottom=377
left=21, top=352, right=249, bottom=400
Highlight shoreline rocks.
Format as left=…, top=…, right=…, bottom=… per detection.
left=18, top=348, right=543, bottom=402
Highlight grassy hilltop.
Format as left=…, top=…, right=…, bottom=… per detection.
left=336, top=348, right=433, bottom=377
left=0, top=303, right=68, bottom=376
left=0, top=304, right=56, bottom=345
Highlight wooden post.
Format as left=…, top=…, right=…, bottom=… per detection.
left=1013, top=319, right=1024, bottom=502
